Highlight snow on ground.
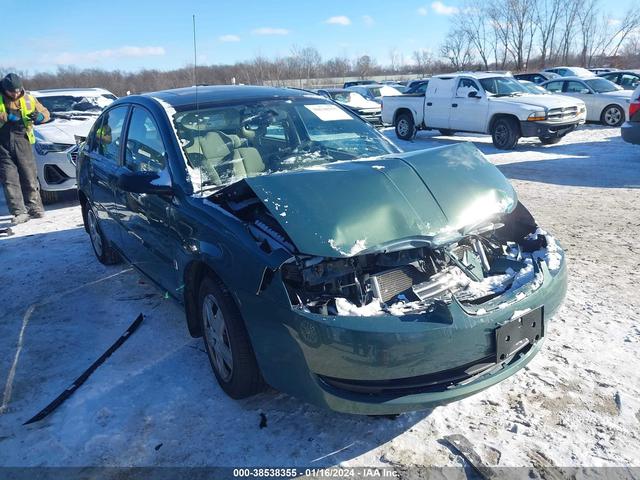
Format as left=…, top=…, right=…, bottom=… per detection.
left=0, top=125, right=639, bottom=471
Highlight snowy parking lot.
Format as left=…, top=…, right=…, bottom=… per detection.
left=0, top=125, right=639, bottom=471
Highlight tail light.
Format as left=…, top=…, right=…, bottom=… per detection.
left=630, top=100, right=640, bottom=119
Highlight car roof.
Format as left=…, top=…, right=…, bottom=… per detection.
left=31, top=87, right=114, bottom=97
left=318, top=88, right=350, bottom=93
left=140, top=85, right=316, bottom=108
left=542, top=76, right=598, bottom=83
left=599, top=69, right=640, bottom=74
left=433, top=72, right=510, bottom=80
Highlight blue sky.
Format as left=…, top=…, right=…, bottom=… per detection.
left=2, top=0, right=635, bottom=73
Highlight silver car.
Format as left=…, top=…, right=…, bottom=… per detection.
left=540, top=76, right=632, bottom=126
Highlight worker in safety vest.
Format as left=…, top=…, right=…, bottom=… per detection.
left=0, top=73, right=50, bottom=224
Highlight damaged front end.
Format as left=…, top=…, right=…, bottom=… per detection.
left=280, top=203, right=564, bottom=318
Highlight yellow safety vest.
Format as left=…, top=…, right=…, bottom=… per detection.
left=0, top=93, right=37, bottom=144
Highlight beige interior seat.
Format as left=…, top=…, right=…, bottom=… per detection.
left=186, top=130, right=264, bottom=183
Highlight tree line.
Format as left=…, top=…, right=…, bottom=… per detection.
left=2, top=0, right=640, bottom=97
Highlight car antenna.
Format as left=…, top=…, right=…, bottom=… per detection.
left=192, top=14, right=205, bottom=166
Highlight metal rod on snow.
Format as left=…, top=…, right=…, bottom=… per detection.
left=23, top=313, right=145, bottom=425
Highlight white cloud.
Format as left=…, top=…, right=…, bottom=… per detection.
left=608, top=18, right=622, bottom=26
left=362, top=15, right=375, bottom=26
left=252, top=27, right=290, bottom=35
left=431, top=1, right=459, bottom=15
left=52, top=46, right=165, bottom=65
left=417, top=6, right=428, bottom=15
left=325, top=16, right=351, bottom=26
left=219, top=34, right=240, bottom=42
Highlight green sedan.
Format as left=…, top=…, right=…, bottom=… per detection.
left=77, top=86, right=567, bottom=414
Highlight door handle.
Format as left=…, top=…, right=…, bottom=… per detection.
left=426, top=102, right=433, bottom=106
left=452, top=103, right=458, bottom=107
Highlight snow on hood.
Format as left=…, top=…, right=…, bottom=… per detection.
left=490, top=93, right=583, bottom=110
left=34, top=116, right=98, bottom=144
left=345, top=96, right=381, bottom=110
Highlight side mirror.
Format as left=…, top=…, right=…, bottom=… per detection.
left=117, top=170, right=173, bottom=196
left=468, top=90, right=480, bottom=98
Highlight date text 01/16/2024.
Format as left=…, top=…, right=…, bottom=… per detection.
left=232, top=468, right=400, bottom=478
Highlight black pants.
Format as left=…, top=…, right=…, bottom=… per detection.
left=0, top=129, right=43, bottom=216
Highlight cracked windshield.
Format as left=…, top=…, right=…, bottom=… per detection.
left=172, top=97, right=398, bottom=190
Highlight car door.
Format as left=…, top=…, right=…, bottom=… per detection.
left=115, top=105, right=180, bottom=293
left=424, top=77, right=455, bottom=129
left=564, top=80, right=598, bottom=120
left=85, top=105, right=130, bottom=247
left=449, top=77, right=488, bottom=132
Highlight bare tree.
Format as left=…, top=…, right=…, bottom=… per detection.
left=440, top=29, right=473, bottom=70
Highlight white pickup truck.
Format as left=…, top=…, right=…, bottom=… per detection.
left=381, top=72, right=586, bottom=149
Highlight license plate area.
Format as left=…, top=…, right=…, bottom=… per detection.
left=495, top=308, right=544, bottom=361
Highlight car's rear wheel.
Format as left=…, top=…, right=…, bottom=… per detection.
left=39, top=188, right=59, bottom=205
left=438, top=129, right=456, bottom=136
left=539, top=136, right=562, bottom=145
left=199, top=276, right=264, bottom=399
left=601, top=104, right=625, bottom=127
left=492, top=117, right=520, bottom=150
left=395, top=113, right=415, bottom=140
left=87, top=207, right=121, bottom=265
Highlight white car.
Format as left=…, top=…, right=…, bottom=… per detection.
left=382, top=72, right=586, bottom=149
left=540, top=76, right=632, bottom=126
left=32, top=88, right=116, bottom=203
left=345, top=84, right=402, bottom=104
left=542, top=66, right=594, bottom=78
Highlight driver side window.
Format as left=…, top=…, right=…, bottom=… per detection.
left=124, top=107, right=166, bottom=174
left=456, top=78, right=479, bottom=97
left=566, top=81, right=589, bottom=93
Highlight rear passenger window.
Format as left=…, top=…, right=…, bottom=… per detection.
left=93, top=106, right=128, bottom=163
left=124, top=107, right=166, bottom=173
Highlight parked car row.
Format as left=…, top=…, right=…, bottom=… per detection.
left=382, top=72, right=586, bottom=149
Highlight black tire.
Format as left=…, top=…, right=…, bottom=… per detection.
left=600, top=104, right=625, bottom=127
left=491, top=117, right=520, bottom=150
left=438, top=129, right=456, bottom=136
left=539, top=136, right=562, bottom=145
left=395, top=112, right=415, bottom=140
left=86, top=206, right=121, bottom=265
left=199, top=276, right=264, bottom=399
left=40, top=188, right=59, bottom=205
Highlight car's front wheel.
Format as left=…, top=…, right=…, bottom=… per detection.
left=395, top=112, right=415, bottom=140
left=199, top=276, right=264, bottom=399
left=601, top=104, right=625, bottom=127
left=87, top=207, right=121, bottom=265
left=492, top=117, right=520, bottom=149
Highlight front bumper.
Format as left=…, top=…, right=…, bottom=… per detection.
left=519, top=119, right=581, bottom=139
left=356, top=110, right=383, bottom=126
left=34, top=147, right=77, bottom=192
left=621, top=121, right=640, bottom=145
left=242, top=253, right=568, bottom=414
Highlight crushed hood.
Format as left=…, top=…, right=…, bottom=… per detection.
left=243, top=142, right=517, bottom=258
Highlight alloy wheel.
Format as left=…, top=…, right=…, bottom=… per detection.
left=202, top=294, right=233, bottom=382
left=604, top=107, right=622, bottom=126
left=397, top=119, right=410, bottom=137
